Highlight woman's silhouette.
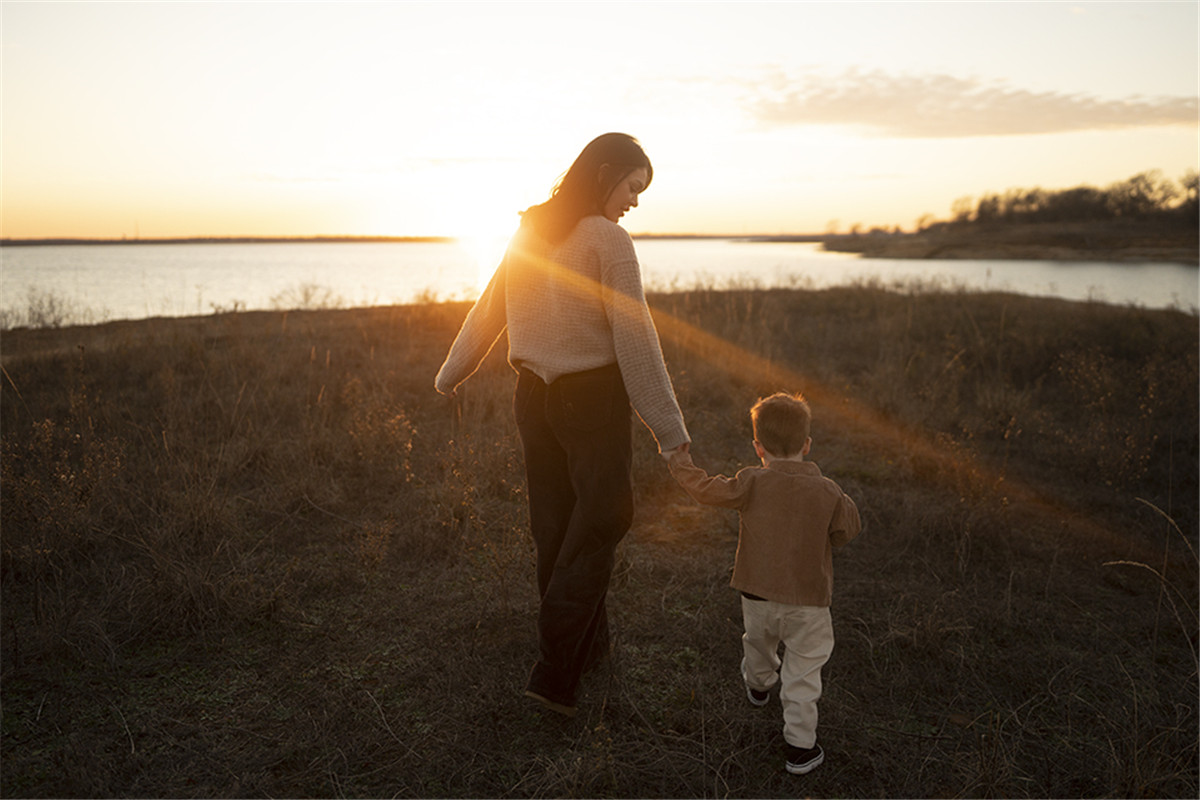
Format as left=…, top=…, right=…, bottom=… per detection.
left=436, top=133, right=689, bottom=717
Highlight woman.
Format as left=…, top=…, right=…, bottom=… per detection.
left=435, top=133, right=689, bottom=717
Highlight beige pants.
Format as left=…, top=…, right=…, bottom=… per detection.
left=740, top=596, right=834, bottom=749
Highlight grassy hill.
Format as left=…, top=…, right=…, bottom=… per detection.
left=2, top=286, right=1196, bottom=797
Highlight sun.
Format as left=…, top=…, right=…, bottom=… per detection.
left=447, top=183, right=525, bottom=294
left=455, top=228, right=512, bottom=295
left=367, top=153, right=545, bottom=295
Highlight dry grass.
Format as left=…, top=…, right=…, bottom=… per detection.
left=1, top=286, right=1196, bottom=798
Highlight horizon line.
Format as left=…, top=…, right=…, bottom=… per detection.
left=0, top=233, right=832, bottom=247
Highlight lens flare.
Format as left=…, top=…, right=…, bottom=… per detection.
left=504, top=239, right=1160, bottom=560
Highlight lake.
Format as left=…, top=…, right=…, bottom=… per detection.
left=0, top=238, right=1196, bottom=326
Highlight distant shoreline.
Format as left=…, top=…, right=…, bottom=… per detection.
left=3, top=227, right=1194, bottom=265
left=0, top=233, right=826, bottom=247
left=0, top=235, right=458, bottom=247
left=825, top=220, right=1198, bottom=266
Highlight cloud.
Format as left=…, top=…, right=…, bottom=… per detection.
left=748, top=70, right=1198, bottom=137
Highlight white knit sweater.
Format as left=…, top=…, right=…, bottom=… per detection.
left=435, top=216, right=689, bottom=452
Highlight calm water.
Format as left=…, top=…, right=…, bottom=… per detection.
left=1, top=239, right=1196, bottom=325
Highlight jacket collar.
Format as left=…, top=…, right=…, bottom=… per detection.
left=766, top=460, right=821, bottom=476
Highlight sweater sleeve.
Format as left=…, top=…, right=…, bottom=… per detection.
left=667, top=452, right=749, bottom=510
left=434, top=259, right=508, bottom=395
left=598, top=227, right=690, bottom=451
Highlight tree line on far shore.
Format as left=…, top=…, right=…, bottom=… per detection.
left=923, top=169, right=1198, bottom=231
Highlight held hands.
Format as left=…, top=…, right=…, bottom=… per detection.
left=660, top=441, right=690, bottom=462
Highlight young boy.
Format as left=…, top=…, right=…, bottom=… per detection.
left=668, top=392, right=862, bottom=775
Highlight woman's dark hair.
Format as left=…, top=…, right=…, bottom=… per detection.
left=521, top=133, right=653, bottom=243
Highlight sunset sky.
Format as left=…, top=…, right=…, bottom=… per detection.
left=2, top=1, right=1196, bottom=241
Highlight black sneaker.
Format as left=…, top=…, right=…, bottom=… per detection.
left=785, top=743, right=824, bottom=774
left=746, top=685, right=770, bottom=707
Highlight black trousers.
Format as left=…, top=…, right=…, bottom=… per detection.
left=514, top=363, right=634, bottom=706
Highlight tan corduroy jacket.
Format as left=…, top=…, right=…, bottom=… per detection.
left=668, top=453, right=861, bottom=606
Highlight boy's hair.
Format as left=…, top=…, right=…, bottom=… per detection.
left=751, top=392, right=811, bottom=457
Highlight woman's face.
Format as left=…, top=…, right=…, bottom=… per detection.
left=603, top=167, right=649, bottom=224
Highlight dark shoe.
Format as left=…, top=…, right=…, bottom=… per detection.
left=785, top=743, right=824, bottom=774
left=525, top=689, right=577, bottom=718
left=746, top=685, right=770, bottom=707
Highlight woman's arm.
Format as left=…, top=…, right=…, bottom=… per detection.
left=434, top=259, right=508, bottom=395
left=598, top=226, right=689, bottom=452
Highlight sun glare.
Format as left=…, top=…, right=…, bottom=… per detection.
left=443, top=175, right=530, bottom=295
left=455, top=231, right=511, bottom=295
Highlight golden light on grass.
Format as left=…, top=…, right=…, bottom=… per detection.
left=1, top=279, right=1194, bottom=797
left=502, top=242, right=1175, bottom=561
left=654, top=306, right=1175, bottom=558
